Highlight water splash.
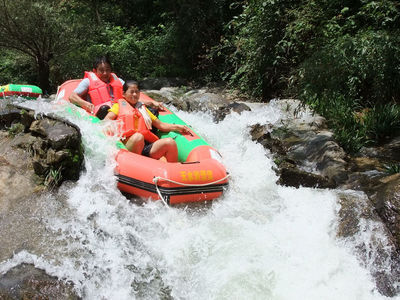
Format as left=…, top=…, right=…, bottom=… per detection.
left=0, top=98, right=396, bottom=299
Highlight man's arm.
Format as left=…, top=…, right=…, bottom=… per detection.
left=69, top=92, right=95, bottom=112
left=68, top=78, right=95, bottom=112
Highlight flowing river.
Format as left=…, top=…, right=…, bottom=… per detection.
left=0, top=97, right=397, bottom=299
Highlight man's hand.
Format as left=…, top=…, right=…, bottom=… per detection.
left=82, top=101, right=95, bottom=114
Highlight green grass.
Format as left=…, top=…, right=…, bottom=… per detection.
left=363, top=104, right=400, bottom=144
left=45, top=166, right=63, bottom=188
left=304, top=94, right=400, bottom=154
left=384, top=163, right=400, bottom=174
left=8, top=123, right=24, bottom=136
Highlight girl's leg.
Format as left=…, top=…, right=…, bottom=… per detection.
left=125, top=133, right=145, bottom=153
left=149, top=138, right=178, bottom=162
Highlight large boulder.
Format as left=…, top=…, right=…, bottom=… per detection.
left=337, top=191, right=400, bottom=297
left=140, top=77, right=187, bottom=90
left=0, top=131, right=40, bottom=208
left=0, top=105, right=83, bottom=206
left=370, top=174, right=400, bottom=249
left=0, top=263, right=79, bottom=299
left=144, top=87, right=251, bottom=121
left=250, top=123, right=348, bottom=188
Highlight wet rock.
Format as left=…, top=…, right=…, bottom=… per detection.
left=250, top=119, right=348, bottom=188
left=0, top=263, right=80, bottom=299
left=46, top=149, right=69, bottom=165
left=178, top=90, right=229, bottom=113
left=0, top=105, right=83, bottom=192
left=144, top=87, right=246, bottom=121
left=214, top=102, right=251, bottom=122
left=0, top=136, right=40, bottom=210
left=250, top=124, right=287, bottom=156
left=0, top=107, right=21, bottom=129
left=342, top=157, right=387, bottom=192
left=29, top=119, right=80, bottom=150
left=370, top=174, right=400, bottom=248
left=144, top=88, right=188, bottom=111
left=228, top=102, right=251, bottom=114
left=350, top=157, right=386, bottom=173
left=140, top=77, right=187, bottom=90
left=360, top=136, right=400, bottom=162
left=143, top=91, right=173, bottom=106
left=48, top=94, right=57, bottom=100
left=20, top=109, right=35, bottom=131
left=337, top=191, right=400, bottom=297
left=276, top=160, right=335, bottom=188
left=32, top=159, right=50, bottom=176
left=287, top=131, right=348, bottom=185
left=9, top=133, right=39, bottom=149
left=250, top=99, right=400, bottom=274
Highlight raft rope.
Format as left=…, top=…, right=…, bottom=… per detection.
left=153, top=174, right=231, bottom=207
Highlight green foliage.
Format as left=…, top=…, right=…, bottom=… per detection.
left=299, top=30, right=400, bottom=106
left=0, top=0, right=93, bottom=92
left=305, top=94, right=369, bottom=153
left=363, top=103, right=400, bottom=143
left=384, top=163, right=400, bottom=174
left=290, top=0, right=400, bottom=152
left=158, top=0, right=236, bottom=75
left=210, top=0, right=290, bottom=98
left=8, top=123, right=25, bottom=137
left=90, top=25, right=183, bottom=79
left=45, top=166, right=63, bottom=188
left=0, top=50, right=36, bottom=85
left=305, top=94, right=400, bottom=152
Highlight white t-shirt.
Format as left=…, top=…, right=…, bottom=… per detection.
left=73, top=77, right=125, bottom=103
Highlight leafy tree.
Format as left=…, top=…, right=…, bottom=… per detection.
left=0, top=0, right=90, bottom=93
left=212, top=0, right=296, bottom=98
left=0, top=50, right=36, bottom=84
left=151, top=0, right=239, bottom=77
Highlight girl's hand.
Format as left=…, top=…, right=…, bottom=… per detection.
left=154, top=101, right=165, bottom=111
left=177, top=125, right=192, bottom=135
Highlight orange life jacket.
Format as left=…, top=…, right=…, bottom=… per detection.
left=84, top=71, right=123, bottom=114
left=117, top=99, right=159, bottom=143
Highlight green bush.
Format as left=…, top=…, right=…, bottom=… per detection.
left=300, top=30, right=400, bottom=106
left=307, top=94, right=368, bottom=153
left=304, top=94, right=400, bottom=152
left=384, top=163, right=400, bottom=174
left=209, top=0, right=291, bottom=99
left=0, top=50, right=36, bottom=85
left=83, top=25, right=184, bottom=80
left=364, top=103, right=400, bottom=143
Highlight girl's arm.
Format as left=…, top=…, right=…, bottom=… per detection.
left=142, top=99, right=165, bottom=110
left=104, top=111, right=117, bottom=120
left=152, top=119, right=191, bottom=134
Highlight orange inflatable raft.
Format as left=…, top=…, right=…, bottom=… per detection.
left=56, top=80, right=229, bottom=205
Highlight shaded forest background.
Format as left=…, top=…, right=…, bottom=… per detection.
left=1, top=0, right=400, bottom=153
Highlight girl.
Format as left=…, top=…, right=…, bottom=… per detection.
left=69, top=56, right=164, bottom=118
left=104, top=80, right=190, bottom=162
